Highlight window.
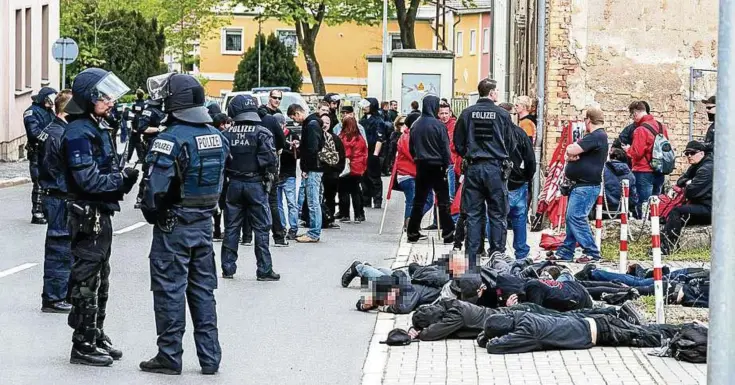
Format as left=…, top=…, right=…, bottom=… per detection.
left=277, top=30, right=298, bottom=56
left=455, top=31, right=464, bottom=57
left=42, top=5, right=49, bottom=81
left=482, top=28, right=490, bottom=53
left=15, top=10, right=22, bottom=91
left=469, top=30, right=477, bottom=55
left=25, top=8, right=32, bottom=88
left=390, top=34, right=403, bottom=52
left=221, top=28, right=243, bottom=54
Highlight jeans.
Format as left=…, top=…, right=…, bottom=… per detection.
left=304, top=172, right=323, bottom=239
left=508, top=183, right=530, bottom=259
left=356, top=264, right=392, bottom=280
left=556, top=185, right=601, bottom=260
left=398, top=178, right=434, bottom=220
left=557, top=271, right=575, bottom=283
left=447, top=165, right=456, bottom=200
left=633, top=171, right=665, bottom=216
left=590, top=268, right=692, bottom=287
left=277, top=177, right=298, bottom=233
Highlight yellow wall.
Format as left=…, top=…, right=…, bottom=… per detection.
left=200, top=15, right=435, bottom=96
left=453, top=14, right=481, bottom=96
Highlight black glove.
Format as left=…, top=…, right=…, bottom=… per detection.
left=122, top=167, right=140, bottom=194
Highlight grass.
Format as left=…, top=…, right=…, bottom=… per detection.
left=600, top=238, right=710, bottom=263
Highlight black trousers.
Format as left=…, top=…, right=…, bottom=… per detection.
left=592, top=314, right=681, bottom=348
left=242, top=183, right=285, bottom=242
left=361, top=155, right=383, bottom=207
left=338, top=175, right=364, bottom=219
left=407, top=163, right=455, bottom=239
left=323, top=174, right=339, bottom=223
left=27, top=146, right=44, bottom=215
left=662, top=204, right=711, bottom=253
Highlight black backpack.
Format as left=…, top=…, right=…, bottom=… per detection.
left=669, top=324, right=708, bottom=363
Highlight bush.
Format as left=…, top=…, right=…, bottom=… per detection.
left=233, top=33, right=302, bottom=92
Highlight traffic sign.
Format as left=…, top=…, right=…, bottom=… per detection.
left=52, top=37, right=78, bottom=64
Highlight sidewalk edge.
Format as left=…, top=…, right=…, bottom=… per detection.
left=0, top=177, right=31, bottom=189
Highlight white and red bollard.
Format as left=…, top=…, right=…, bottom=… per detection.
left=649, top=196, right=665, bottom=324
left=594, top=184, right=603, bottom=249
left=619, top=180, right=629, bottom=273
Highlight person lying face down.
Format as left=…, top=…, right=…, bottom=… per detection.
left=479, top=311, right=685, bottom=354
left=409, top=298, right=644, bottom=341
left=493, top=273, right=594, bottom=312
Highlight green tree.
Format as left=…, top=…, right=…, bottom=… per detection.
left=233, top=33, right=303, bottom=92
left=236, top=0, right=382, bottom=95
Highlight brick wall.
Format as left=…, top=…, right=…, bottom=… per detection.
left=541, top=0, right=718, bottom=176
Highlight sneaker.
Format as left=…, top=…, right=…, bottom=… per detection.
left=274, top=239, right=289, bottom=247
left=296, top=235, right=319, bottom=243
left=257, top=271, right=281, bottom=281
left=326, top=222, right=341, bottom=229
left=340, top=217, right=352, bottom=223
left=213, top=232, right=223, bottom=242
left=201, top=366, right=219, bottom=375
left=619, top=300, right=646, bottom=325
left=601, top=288, right=641, bottom=306
left=407, top=233, right=428, bottom=243
left=574, top=263, right=597, bottom=281
left=574, top=255, right=599, bottom=264
left=41, top=300, right=72, bottom=313
left=355, top=215, right=366, bottom=223
left=286, top=231, right=298, bottom=241
left=373, top=203, right=382, bottom=209
left=139, top=356, right=181, bottom=375
left=422, top=224, right=438, bottom=231
left=341, top=260, right=361, bottom=287
left=334, top=212, right=345, bottom=219
left=222, top=272, right=234, bottom=279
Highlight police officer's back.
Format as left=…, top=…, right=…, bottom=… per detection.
left=219, top=94, right=280, bottom=281
left=24, top=86, right=57, bottom=224
left=139, top=73, right=228, bottom=375
left=453, top=79, right=516, bottom=266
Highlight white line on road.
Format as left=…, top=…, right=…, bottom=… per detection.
left=113, top=221, right=148, bottom=235
left=0, top=263, right=38, bottom=278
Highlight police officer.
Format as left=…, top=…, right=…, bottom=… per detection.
left=453, top=79, right=516, bottom=268
left=125, top=89, right=147, bottom=162
left=37, top=89, right=73, bottom=313
left=62, top=68, right=139, bottom=366
left=134, top=97, right=166, bottom=208
left=359, top=97, right=388, bottom=209
left=139, top=73, right=227, bottom=375
left=220, top=94, right=281, bottom=281
left=24, top=86, right=57, bottom=224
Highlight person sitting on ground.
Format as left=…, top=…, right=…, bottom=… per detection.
left=479, top=310, right=684, bottom=354
left=660, top=140, right=713, bottom=256
left=408, top=297, right=645, bottom=342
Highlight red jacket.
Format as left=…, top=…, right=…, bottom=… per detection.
left=627, top=114, right=670, bottom=173
left=340, top=133, right=368, bottom=176
left=395, top=130, right=417, bottom=177
left=445, top=117, right=461, bottom=175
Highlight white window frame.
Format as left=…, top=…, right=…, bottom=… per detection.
left=389, top=33, right=403, bottom=52
left=455, top=31, right=464, bottom=57
left=276, top=29, right=299, bottom=57
left=482, top=28, right=490, bottom=53
left=221, top=27, right=244, bottom=55
left=469, top=29, right=477, bottom=55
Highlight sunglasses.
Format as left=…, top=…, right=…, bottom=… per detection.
left=684, top=151, right=700, bottom=156
left=705, top=105, right=715, bottom=110
left=271, top=96, right=282, bottom=100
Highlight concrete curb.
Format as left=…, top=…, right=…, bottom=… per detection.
left=0, top=177, right=31, bottom=189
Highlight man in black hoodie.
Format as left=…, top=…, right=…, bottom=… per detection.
left=406, top=95, right=455, bottom=243
left=661, top=140, right=713, bottom=255
left=359, top=97, right=388, bottom=208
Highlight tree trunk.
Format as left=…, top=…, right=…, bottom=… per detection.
left=295, top=16, right=326, bottom=95
left=394, top=0, right=420, bottom=49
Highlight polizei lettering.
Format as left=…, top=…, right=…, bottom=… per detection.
left=228, top=125, right=257, bottom=133
left=196, top=134, right=223, bottom=150
left=471, top=111, right=496, bottom=120
left=151, top=139, right=174, bottom=155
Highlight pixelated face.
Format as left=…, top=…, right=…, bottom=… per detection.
left=448, top=254, right=468, bottom=275
left=321, top=115, right=331, bottom=130
left=438, top=107, right=451, bottom=123
left=384, top=288, right=400, bottom=306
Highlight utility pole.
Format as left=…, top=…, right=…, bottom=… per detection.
left=381, top=0, right=388, bottom=102
left=531, top=0, right=546, bottom=214
left=258, top=17, right=262, bottom=88
left=707, top=1, right=734, bottom=383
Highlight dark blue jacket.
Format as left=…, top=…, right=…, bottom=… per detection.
left=62, top=116, right=126, bottom=212
left=603, top=160, right=637, bottom=212
left=128, top=99, right=147, bottom=132
left=454, top=98, right=515, bottom=161
left=223, top=121, right=277, bottom=179
left=299, top=113, right=324, bottom=173
left=24, top=104, right=55, bottom=145
left=359, top=98, right=388, bottom=152
left=136, top=105, right=166, bottom=142
left=38, top=117, right=69, bottom=193
left=408, top=95, right=451, bottom=166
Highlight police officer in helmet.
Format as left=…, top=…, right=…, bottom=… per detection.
left=125, top=89, right=147, bottom=162
left=220, top=94, right=281, bottom=281
left=139, top=73, right=228, bottom=375
left=133, top=96, right=166, bottom=208
left=453, top=79, right=517, bottom=268
left=62, top=68, right=139, bottom=366
left=24, top=86, right=57, bottom=224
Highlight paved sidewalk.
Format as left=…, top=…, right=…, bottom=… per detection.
left=363, top=230, right=708, bottom=385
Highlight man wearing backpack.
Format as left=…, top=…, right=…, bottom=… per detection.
left=625, top=101, right=672, bottom=217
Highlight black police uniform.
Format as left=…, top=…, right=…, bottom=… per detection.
left=359, top=97, right=387, bottom=208
left=454, top=97, right=516, bottom=267
left=134, top=101, right=166, bottom=206
left=62, top=68, right=138, bottom=366
left=126, top=98, right=147, bottom=162
left=37, top=115, right=73, bottom=312
left=220, top=95, right=280, bottom=280
left=139, top=73, right=228, bottom=375
left=23, top=87, right=56, bottom=224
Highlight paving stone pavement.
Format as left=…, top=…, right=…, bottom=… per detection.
left=0, top=160, right=30, bottom=180
left=365, top=229, right=708, bottom=385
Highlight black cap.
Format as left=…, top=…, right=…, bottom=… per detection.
left=701, top=95, right=715, bottom=104
left=227, top=94, right=261, bottom=122
left=379, top=328, right=413, bottom=346
left=685, top=140, right=706, bottom=152
left=340, top=105, right=354, bottom=113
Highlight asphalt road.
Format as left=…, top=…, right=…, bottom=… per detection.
left=0, top=180, right=403, bottom=385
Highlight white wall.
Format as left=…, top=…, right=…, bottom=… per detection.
left=366, top=60, right=393, bottom=101
left=492, top=0, right=509, bottom=100
left=391, top=56, right=453, bottom=111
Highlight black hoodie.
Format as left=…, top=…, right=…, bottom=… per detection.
left=299, top=113, right=324, bottom=172
left=677, top=154, right=714, bottom=207
left=359, top=97, right=387, bottom=151
left=408, top=95, right=451, bottom=166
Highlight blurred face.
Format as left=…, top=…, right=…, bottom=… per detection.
left=269, top=91, right=283, bottom=108
left=362, top=106, right=370, bottom=115
left=329, top=101, right=339, bottom=111
left=390, top=101, right=398, bottom=110
left=319, top=105, right=330, bottom=116
left=321, top=115, right=331, bottom=130
left=448, top=253, right=467, bottom=276
left=685, top=149, right=705, bottom=164
left=515, top=102, right=528, bottom=115
left=438, top=107, right=451, bottom=123
left=289, top=111, right=306, bottom=124
left=630, top=110, right=646, bottom=122
left=396, top=119, right=406, bottom=132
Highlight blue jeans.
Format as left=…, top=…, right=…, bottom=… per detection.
left=508, top=183, right=530, bottom=259
left=447, top=165, right=456, bottom=200
left=633, top=171, right=665, bottom=216
left=277, top=177, right=298, bottom=233
left=556, top=185, right=601, bottom=260
left=356, top=264, right=392, bottom=280
left=557, top=271, right=575, bottom=282
left=590, top=268, right=691, bottom=286
left=398, top=178, right=434, bottom=219
left=304, top=172, right=323, bottom=239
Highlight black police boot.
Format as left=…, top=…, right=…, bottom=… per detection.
left=257, top=270, right=281, bottom=281
left=139, top=356, right=181, bottom=375
left=97, top=333, right=123, bottom=360
left=341, top=260, right=361, bottom=288
left=31, top=212, right=47, bottom=225
left=70, top=342, right=114, bottom=367
left=41, top=300, right=72, bottom=313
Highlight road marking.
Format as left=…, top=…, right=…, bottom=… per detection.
left=113, top=221, right=148, bottom=235
left=0, top=263, right=38, bottom=278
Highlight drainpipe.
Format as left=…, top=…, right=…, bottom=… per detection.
left=490, top=0, right=495, bottom=77
left=505, top=0, right=512, bottom=101
left=531, top=0, right=545, bottom=214
left=452, top=13, right=461, bottom=97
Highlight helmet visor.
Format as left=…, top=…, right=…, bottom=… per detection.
left=95, top=73, right=130, bottom=102
left=147, top=73, right=176, bottom=101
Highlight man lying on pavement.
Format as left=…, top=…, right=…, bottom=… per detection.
left=493, top=271, right=594, bottom=311
left=478, top=311, right=685, bottom=354
left=407, top=298, right=645, bottom=341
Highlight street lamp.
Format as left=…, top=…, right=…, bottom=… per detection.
left=381, top=0, right=388, bottom=102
